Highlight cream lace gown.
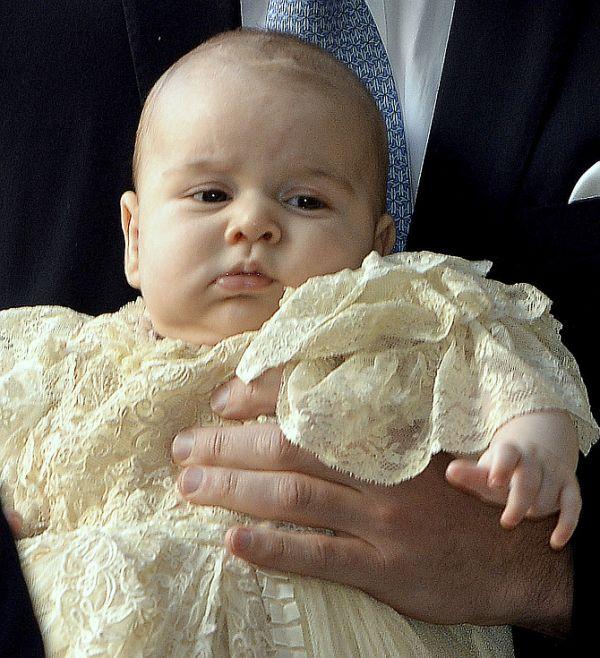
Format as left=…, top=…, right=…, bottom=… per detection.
left=1, top=252, right=597, bottom=658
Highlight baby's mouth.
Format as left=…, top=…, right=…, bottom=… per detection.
left=213, top=271, right=274, bottom=291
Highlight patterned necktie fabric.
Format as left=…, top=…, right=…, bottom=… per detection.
left=266, top=0, right=412, bottom=251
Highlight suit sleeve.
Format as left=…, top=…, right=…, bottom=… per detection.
left=0, top=507, right=45, bottom=656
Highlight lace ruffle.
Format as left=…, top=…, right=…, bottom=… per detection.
left=238, top=251, right=598, bottom=483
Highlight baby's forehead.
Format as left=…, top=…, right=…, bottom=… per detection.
left=161, top=52, right=352, bottom=111
left=146, top=56, right=362, bottom=150
left=133, top=34, right=388, bottom=202
left=153, top=68, right=364, bottom=167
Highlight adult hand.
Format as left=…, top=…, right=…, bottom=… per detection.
left=1, top=508, right=22, bottom=537
left=172, top=373, right=573, bottom=635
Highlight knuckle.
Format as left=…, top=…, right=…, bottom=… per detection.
left=313, top=535, right=339, bottom=570
left=279, top=475, right=313, bottom=511
left=271, top=430, right=301, bottom=467
left=373, top=501, right=400, bottom=531
left=245, top=379, right=259, bottom=403
left=209, top=428, right=229, bottom=462
left=369, top=545, right=393, bottom=582
left=519, top=480, right=540, bottom=499
left=269, top=534, right=289, bottom=561
left=543, top=460, right=560, bottom=477
left=508, top=443, right=527, bottom=461
left=494, top=438, right=519, bottom=453
left=213, top=469, right=238, bottom=499
left=314, top=534, right=362, bottom=575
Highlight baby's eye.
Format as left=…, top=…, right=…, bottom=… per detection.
left=286, top=195, right=326, bottom=211
left=194, top=189, right=230, bottom=203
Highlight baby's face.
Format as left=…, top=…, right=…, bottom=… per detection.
left=121, top=66, right=393, bottom=345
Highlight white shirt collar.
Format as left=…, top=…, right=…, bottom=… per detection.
left=240, top=0, right=455, bottom=194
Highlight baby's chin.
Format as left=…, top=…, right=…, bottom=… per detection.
left=150, top=311, right=275, bottom=347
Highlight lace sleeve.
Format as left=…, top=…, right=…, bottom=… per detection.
left=237, top=251, right=599, bottom=484
left=0, top=306, right=86, bottom=525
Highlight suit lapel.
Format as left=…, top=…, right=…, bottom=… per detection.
left=120, top=0, right=241, bottom=103
left=409, top=0, right=577, bottom=256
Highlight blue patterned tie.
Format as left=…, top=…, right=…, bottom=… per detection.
left=266, top=0, right=412, bottom=251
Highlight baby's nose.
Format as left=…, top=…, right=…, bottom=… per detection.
left=224, top=204, right=282, bottom=244
left=226, top=224, right=277, bottom=243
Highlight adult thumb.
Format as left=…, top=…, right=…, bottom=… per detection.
left=210, top=367, right=283, bottom=420
left=2, top=508, right=23, bottom=538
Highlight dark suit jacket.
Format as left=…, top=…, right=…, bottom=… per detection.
left=0, top=0, right=240, bottom=315
left=0, top=1, right=597, bottom=655
left=0, top=511, right=44, bottom=657
left=406, top=2, right=599, bottom=655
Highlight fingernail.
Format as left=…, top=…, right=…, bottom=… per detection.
left=210, top=384, right=230, bottom=413
left=181, top=468, right=203, bottom=494
left=232, top=527, right=252, bottom=551
left=172, top=432, right=194, bottom=462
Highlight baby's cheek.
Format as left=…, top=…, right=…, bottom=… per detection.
left=142, top=226, right=197, bottom=277
left=138, top=250, right=191, bottom=318
left=293, top=240, right=369, bottom=282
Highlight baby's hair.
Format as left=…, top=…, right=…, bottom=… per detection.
left=132, top=28, right=389, bottom=216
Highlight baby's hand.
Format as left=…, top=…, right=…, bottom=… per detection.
left=446, top=411, right=581, bottom=550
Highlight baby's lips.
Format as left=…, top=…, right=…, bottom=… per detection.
left=214, top=272, right=274, bottom=291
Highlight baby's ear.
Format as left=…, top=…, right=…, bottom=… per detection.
left=373, top=213, right=396, bottom=256
left=120, top=191, right=141, bottom=289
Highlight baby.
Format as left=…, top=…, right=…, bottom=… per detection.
left=1, top=29, right=597, bottom=657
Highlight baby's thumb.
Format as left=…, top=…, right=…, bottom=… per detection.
left=210, top=367, right=283, bottom=420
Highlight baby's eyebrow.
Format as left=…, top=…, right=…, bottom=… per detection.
left=162, top=159, right=355, bottom=193
left=297, top=167, right=355, bottom=194
left=162, top=158, right=228, bottom=179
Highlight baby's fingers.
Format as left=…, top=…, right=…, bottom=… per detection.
left=525, top=471, right=560, bottom=518
left=500, top=460, right=543, bottom=529
left=487, top=443, right=522, bottom=488
left=446, top=458, right=507, bottom=505
left=550, top=481, right=582, bottom=550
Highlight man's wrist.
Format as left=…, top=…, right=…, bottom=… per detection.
left=499, top=519, right=573, bottom=638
